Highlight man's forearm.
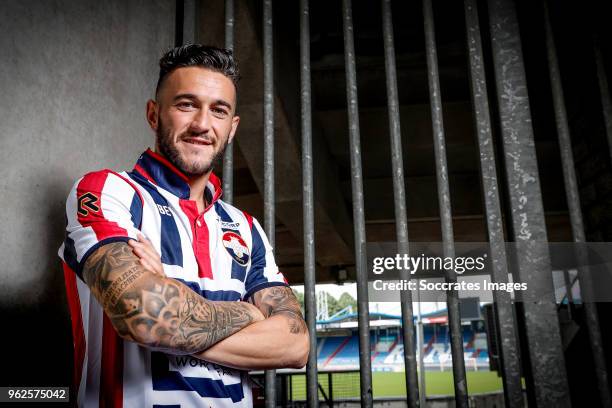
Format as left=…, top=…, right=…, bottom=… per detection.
left=195, top=285, right=310, bottom=370
left=83, top=242, right=263, bottom=354
left=194, top=314, right=309, bottom=370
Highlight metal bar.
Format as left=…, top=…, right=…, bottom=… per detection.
left=263, top=0, right=274, bottom=247
left=341, top=0, right=373, bottom=405
left=380, top=0, right=419, bottom=406
left=224, top=0, right=234, bottom=51
left=328, top=372, right=333, bottom=406
left=487, top=0, right=570, bottom=406
left=222, top=0, right=235, bottom=203
left=415, top=291, right=427, bottom=407
left=300, top=0, right=319, bottom=406
left=182, top=0, right=197, bottom=44
left=175, top=0, right=184, bottom=47
left=262, top=1, right=276, bottom=406
left=282, top=375, right=287, bottom=408
left=422, top=0, right=468, bottom=406
left=594, top=34, right=612, bottom=164
left=463, top=0, right=523, bottom=406
left=544, top=2, right=612, bottom=405
left=317, top=382, right=329, bottom=403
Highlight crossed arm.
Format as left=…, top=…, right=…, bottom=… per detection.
left=82, top=242, right=265, bottom=355
left=195, top=285, right=310, bottom=370
left=82, top=239, right=309, bottom=369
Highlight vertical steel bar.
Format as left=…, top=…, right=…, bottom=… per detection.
left=544, top=2, right=612, bottom=405
left=300, top=0, right=319, bottom=406
left=262, top=0, right=276, bottom=406
left=415, top=290, right=427, bottom=407
left=222, top=0, right=235, bottom=203
left=262, top=0, right=274, bottom=246
left=328, top=372, right=333, bottom=405
left=224, top=0, right=234, bottom=51
left=422, top=0, right=468, bottom=406
left=182, top=0, right=197, bottom=44
left=594, top=35, right=612, bottom=164
left=175, top=0, right=184, bottom=47
left=463, top=0, right=523, bottom=406
left=487, top=0, right=570, bottom=406
left=341, top=0, right=373, bottom=405
left=380, top=0, right=419, bottom=406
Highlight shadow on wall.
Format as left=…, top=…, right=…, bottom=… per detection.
left=1, top=177, right=73, bottom=393
left=0, top=1, right=175, bottom=403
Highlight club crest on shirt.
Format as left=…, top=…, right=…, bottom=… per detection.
left=222, top=231, right=250, bottom=266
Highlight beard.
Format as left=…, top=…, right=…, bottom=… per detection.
left=156, top=118, right=228, bottom=177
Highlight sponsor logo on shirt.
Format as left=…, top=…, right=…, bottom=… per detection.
left=156, top=204, right=172, bottom=216
left=220, top=221, right=241, bottom=230
left=77, top=192, right=100, bottom=216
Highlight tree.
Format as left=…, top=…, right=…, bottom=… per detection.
left=337, top=292, right=357, bottom=314
left=290, top=289, right=357, bottom=318
left=293, top=289, right=305, bottom=313
left=322, top=291, right=340, bottom=316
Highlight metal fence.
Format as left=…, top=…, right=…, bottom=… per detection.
left=179, top=0, right=612, bottom=406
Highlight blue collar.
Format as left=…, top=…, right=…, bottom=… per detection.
left=132, top=149, right=222, bottom=203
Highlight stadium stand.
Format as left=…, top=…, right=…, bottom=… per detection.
left=314, top=308, right=490, bottom=371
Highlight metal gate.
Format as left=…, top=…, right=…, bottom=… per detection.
left=178, top=0, right=612, bottom=406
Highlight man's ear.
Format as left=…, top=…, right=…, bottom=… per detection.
left=146, top=100, right=159, bottom=131
left=228, top=115, right=240, bottom=144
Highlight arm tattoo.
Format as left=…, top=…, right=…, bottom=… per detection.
left=251, top=286, right=308, bottom=334
left=83, top=242, right=257, bottom=353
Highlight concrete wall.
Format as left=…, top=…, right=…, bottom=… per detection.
left=0, top=0, right=174, bottom=387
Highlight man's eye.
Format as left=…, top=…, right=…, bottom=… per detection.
left=212, top=107, right=228, bottom=116
left=177, top=102, right=195, bottom=109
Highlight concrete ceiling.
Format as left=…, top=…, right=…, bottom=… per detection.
left=198, top=0, right=576, bottom=285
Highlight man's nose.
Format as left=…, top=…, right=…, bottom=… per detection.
left=190, top=108, right=211, bottom=133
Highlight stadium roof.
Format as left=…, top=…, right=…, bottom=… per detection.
left=316, top=308, right=454, bottom=326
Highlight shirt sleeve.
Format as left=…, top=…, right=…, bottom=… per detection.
left=58, top=169, right=143, bottom=281
left=243, top=217, right=289, bottom=301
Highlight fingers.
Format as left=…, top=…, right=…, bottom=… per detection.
left=129, top=234, right=161, bottom=262
left=130, top=244, right=163, bottom=276
left=128, top=234, right=165, bottom=276
left=139, top=257, right=161, bottom=276
left=137, top=233, right=156, bottom=250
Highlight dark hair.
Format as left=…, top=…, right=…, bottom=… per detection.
left=155, top=44, right=240, bottom=97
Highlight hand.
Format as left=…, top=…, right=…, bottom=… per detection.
left=128, top=234, right=263, bottom=321
left=128, top=234, right=263, bottom=326
left=128, top=234, right=165, bottom=277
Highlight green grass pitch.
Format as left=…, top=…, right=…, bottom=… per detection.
left=290, top=370, right=504, bottom=400
left=374, top=371, right=503, bottom=396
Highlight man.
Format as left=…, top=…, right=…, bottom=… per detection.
left=59, top=44, right=309, bottom=407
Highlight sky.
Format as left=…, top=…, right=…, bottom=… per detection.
left=291, top=283, right=444, bottom=316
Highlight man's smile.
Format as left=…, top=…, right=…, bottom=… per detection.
left=181, top=136, right=213, bottom=146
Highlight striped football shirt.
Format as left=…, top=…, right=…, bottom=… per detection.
left=59, top=149, right=288, bottom=407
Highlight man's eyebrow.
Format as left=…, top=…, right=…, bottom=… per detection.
left=172, top=93, right=198, bottom=102
left=172, top=94, right=233, bottom=110
left=213, top=99, right=233, bottom=111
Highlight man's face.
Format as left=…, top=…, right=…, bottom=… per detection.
left=146, top=67, right=239, bottom=177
